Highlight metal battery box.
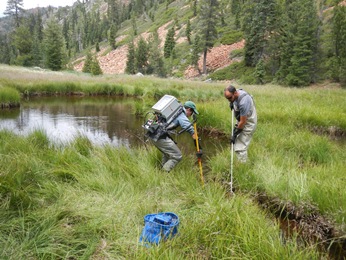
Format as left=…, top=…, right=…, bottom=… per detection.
left=152, top=95, right=181, bottom=121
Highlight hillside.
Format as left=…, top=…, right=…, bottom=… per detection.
left=70, top=0, right=346, bottom=81
left=0, top=66, right=345, bottom=259
left=73, top=22, right=245, bottom=78
left=0, top=0, right=345, bottom=85
left=70, top=0, right=247, bottom=78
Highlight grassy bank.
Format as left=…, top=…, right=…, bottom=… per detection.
left=0, top=85, right=20, bottom=108
left=0, top=131, right=320, bottom=259
left=203, top=84, right=346, bottom=226
left=0, top=64, right=222, bottom=100
left=1, top=65, right=345, bottom=258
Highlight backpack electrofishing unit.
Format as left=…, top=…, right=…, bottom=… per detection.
left=142, top=95, right=184, bottom=142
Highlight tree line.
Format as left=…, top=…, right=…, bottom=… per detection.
left=0, top=0, right=345, bottom=86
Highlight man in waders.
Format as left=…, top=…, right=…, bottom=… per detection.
left=150, top=101, right=201, bottom=172
left=224, top=85, right=257, bottom=163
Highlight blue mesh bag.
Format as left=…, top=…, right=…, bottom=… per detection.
left=139, top=212, right=179, bottom=245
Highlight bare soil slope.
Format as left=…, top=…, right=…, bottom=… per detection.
left=73, top=21, right=244, bottom=77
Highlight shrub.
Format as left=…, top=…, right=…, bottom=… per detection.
left=219, top=30, right=243, bottom=45
left=209, top=61, right=256, bottom=83
left=230, top=49, right=244, bottom=59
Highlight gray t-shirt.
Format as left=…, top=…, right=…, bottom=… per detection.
left=234, top=90, right=253, bottom=117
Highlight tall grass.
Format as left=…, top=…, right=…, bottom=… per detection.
left=0, top=65, right=345, bottom=257
left=0, top=85, right=20, bottom=107
left=0, top=131, right=320, bottom=259
left=0, top=64, right=222, bottom=101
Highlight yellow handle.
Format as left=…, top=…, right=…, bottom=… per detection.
left=193, top=122, right=204, bottom=186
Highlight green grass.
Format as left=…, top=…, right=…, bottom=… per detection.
left=0, top=131, right=320, bottom=259
left=209, top=61, right=257, bottom=84
left=0, top=65, right=345, bottom=258
left=0, top=85, right=20, bottom=107
left=206, top=84, right=346, bottom=225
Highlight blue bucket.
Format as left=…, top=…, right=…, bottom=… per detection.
left=139, top=212, right=179, bottom=245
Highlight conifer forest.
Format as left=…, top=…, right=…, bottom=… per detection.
left=0, top=0, right=345, bottom=86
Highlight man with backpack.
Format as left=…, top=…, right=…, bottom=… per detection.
left=224, top=85, right=257, bottom=163
left=148, top=100, right=201, bottom=172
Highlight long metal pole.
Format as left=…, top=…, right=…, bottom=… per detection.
left=230, top=110, right=234, bottom=195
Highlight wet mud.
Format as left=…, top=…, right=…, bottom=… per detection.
left=311, top=125, right=346, bottom=140
left=196, top=127, right=346, bottom=258
left=205, top=125, right=346, bottom=258
left=203, top=125, right=346, bottom=141
left=255, top=192, right=346, bottom=259
left=199, top=127, right=228, bottom=139
left=0, top=102, right=20, bottom=109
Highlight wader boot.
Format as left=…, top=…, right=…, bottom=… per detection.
left=151, top=137, right=182, bottom=172
left=234, top=98, right=257, bottom=163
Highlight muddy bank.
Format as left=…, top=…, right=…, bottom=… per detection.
left=312, top=125, right=345, bottom=140
left=0, top=102, right=20, bottom=109
left=199, top=127, right=228, bottom=139
left=255, top=192, right=346, bottom=259
left=202, top=125, right=346, bottom=143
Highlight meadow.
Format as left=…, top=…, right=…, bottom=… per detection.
left=0, top=65, right=345, bottom=259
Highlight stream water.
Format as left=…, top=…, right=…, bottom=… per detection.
left=0, top=96, right=226, bottom=157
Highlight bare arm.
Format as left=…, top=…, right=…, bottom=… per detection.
left=238, top=115, right=247, bottom=129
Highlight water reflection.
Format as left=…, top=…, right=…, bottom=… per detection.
left=0, top=96, right=226, bottom=156
left=0, top=96, right=143, bottom=147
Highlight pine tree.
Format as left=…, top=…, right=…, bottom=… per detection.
left=91, top=56, right=103, bottom=75
left=197, top=0, right=219, bottom=74
left=108, top=24, right=117, bottom=49
left=277, top=0, right=319, bottom=86
left=242, top=0, right=278, bottom=67
left=82, top=51, right=93, bottom=73
left=192, top=0, right=198, bottom=17
left=231, top=0, right=242, bottom=29
left=125, top=40, right=136, bottom=74
left=95, top=41, right=100, bottom=52
left=13, top=23, right=33, bottom=66
left=13, top=24, right=32, bottom=55
left=131, top=13, right=137, bottom=36
left=148, top=31, right=166, bottom=77
left=135, top=37, right=148, bottom=74
left=107, top=0, right=120, bottom=25
left=186, top=19, right=191, bottom=44
left=31, top=30, right=42, bottom=67
left=94, top=10, right=102, bottom=43
left=43, top=18, right=67, bottom=71
left=191, top=34, right=201, bottom=72
left=31, top=11, right=44, bottom=67
left=4, top=0, right=24, bottom=28
left=254, top=58, right=265, bottom=84
left=332, top=5, right=346, bottom=85
left=164, top=26, right=175, bottom=58
left=0, top=35, right=11, bottom=64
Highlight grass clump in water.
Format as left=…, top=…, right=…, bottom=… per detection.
left=0, top=86, right=20, bottom=108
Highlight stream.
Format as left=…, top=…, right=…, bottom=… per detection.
left=0, top=96, right=226, bottom=157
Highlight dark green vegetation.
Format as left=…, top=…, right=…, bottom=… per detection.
left=1, top=0, right=346, bottom=86
left=0, top=85, right=20, bottom=108
left=0, top=66, right=345, bottom=258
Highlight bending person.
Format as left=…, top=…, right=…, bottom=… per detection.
left=224, top=85, right=257, bottom=163
left=150, top=101, right=200, bottom=172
